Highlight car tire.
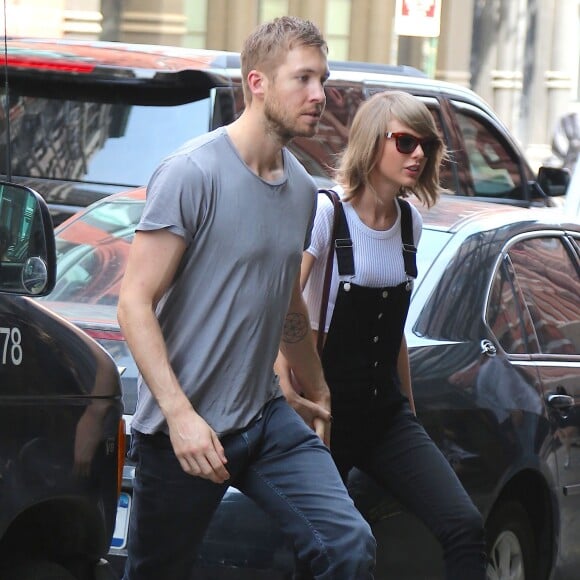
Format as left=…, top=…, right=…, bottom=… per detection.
left=0, top=561, right=77, bottom=580
left=486, top=501, right=536, bottom=580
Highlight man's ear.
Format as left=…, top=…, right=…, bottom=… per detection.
left=247, top=69, right=267, bottom=100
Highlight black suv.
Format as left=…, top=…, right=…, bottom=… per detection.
left=0, top=181, right=124, bottom=579
left=0, top=38, right=570, bottom=227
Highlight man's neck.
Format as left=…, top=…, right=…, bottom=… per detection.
left=226, top=113, right=287, bottom=181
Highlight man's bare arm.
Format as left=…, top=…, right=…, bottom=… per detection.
left=118, top=229, right=229, bottom=483
left=277, top=270, right=331, bottom=445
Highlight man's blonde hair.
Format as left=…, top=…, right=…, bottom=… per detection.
left=241, top=16, right=327, bottom=105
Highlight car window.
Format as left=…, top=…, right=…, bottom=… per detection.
left=508, top=236, right=580, bottom=355
left=427, top=105, right=456, bottom=194
left=228, top=83, right=346, bottom=181
left=0, top=93, right=214, bottom=187
left=43, top=200, right=142, bottom=304
left=412, top=228, right=492, bottom=340
left=486, top=257, right=539, bottom=354
left=281, top=83, right=457, bottom=188
left=454, top=109, right=523, bottom=199
left=291, top=83, right=366, bottom=181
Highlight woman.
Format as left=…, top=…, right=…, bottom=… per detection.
left=277, top=91, right=487, bottom=579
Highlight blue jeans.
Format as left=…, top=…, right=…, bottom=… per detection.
left=122, top=397, right=376, bottom=580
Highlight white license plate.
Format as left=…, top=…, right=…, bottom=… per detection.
left=111, top=492, right=131, bottom=550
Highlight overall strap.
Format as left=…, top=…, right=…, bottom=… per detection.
left=317, top=188, right=354, bottom=355
left=334, top=200, right=354, bottom=277
left=397, top=198, right=417, bottom=279
left=318, top=189, right=354, bottom=277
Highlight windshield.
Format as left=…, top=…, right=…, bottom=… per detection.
left=1, top=94, right=213, bottom=186
left=39, top=198, right=144, bottom=305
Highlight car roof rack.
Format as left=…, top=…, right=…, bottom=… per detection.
left=328, top=60, right=426, bottom=78
left=218, top=53, right=426, bottom=78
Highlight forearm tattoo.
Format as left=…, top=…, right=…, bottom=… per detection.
left=282, top=312, right=309, bottom=344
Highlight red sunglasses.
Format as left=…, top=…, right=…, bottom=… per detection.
left=385, top=132, right=439, bottom=156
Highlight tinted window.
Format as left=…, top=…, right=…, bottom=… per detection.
left=508, top=236, right=580, bottom=355
left=486, top=258, right=538, bottom=354
left=45, top=199, right=143, bottom=304
left=429, top=108, right=457, bottom=194
left=413, top=228, right=495, bottom=340
left=290, top=84, right=365, bottom=180
left=454, top=109, right=523, bottom=199
left=0, top=93, right=213, bottom=186
left=286, top=85, right=454, bottom=186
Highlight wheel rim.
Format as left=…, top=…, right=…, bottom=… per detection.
left=487, top=529, right=525, bottom=580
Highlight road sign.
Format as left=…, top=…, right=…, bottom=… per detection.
left=394, top=0, right=442, bottom=38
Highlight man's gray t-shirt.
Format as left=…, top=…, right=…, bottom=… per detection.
left=131, top=127, right=317, bottom=437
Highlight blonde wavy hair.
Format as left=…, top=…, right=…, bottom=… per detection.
left=336, top=91, right=446, bottom=208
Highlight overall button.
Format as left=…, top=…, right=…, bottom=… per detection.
left=373, top=361, right=379, bottom=367
left=373, top=336, right=379, bottom=343
left=378, top=312, right=384, bottom=319
left=382, top=290, right=389, bottom=298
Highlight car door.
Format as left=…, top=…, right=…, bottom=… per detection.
left=505, top=232, right=580, bottom=576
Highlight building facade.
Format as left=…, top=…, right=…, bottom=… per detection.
left=2, top=0, right=579, bottom=169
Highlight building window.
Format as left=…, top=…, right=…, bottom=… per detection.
left=259, top=0, right=290, bottom=23
left=184, top=0, right=208, bottom=48
left=325, top=0, right=351, bottom=61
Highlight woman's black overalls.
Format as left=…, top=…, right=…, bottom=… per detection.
left=320, top=195, right=417, bottom=479
left=318, top=193, right=487, bottom=579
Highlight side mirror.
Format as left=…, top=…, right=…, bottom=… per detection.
left=0, top=181, right=56, bottom=296
left=537, top=166, right=570, bottom=197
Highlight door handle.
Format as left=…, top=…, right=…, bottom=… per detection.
left=480, top=339, right=497, bottom=357
left=546, top=394, right=575, bottom=409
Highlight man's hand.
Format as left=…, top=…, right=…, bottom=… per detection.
left=287, top=387, right=332, bottom=442
left=167, top=406, right=230, bottom=484
left=276, top=353, right=332, bottom=446
left=313, top=416, right=331, bottom=445
left=275, top=272, right=333, bottom=446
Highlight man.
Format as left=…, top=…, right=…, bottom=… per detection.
left=118, top=16, right=375, bottom=580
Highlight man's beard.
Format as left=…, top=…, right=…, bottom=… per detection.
left=264, top=95, right=317, bottom=141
